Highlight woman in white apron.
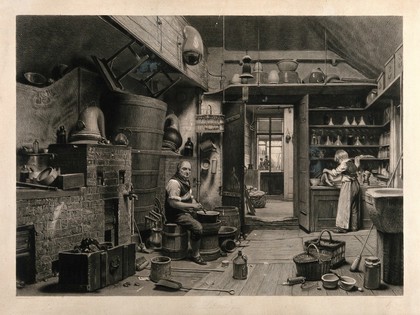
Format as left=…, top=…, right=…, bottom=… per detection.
left=323, top=150, right=360, bottom=233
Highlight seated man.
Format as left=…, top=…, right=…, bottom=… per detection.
left=165, top=160, right=206, bottom=265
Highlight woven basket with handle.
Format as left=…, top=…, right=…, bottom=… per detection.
left=304, top=229, right=346, bottom=268
left=293, top=243, right=332, bottom=281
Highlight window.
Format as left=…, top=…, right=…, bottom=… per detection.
left=257, top=118, right=284, bottom=171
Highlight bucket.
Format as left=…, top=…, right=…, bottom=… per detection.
left=214, top=206, right=240, bottom=239
left=161, top=223, right=189, bottom=260
left=200, top=220, right=221, bottom=261
left=149, top=256, right=171, bottom=283
left=104, top=92, right=167, bottom=230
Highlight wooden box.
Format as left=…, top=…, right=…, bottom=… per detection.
left=59, top=249, right=107, bottom=292
left=377, top=72, right=385, bottom=94
left=394, top=43, right=403, bottom=77
left=59, top=243, right=136, bottom=292
left=384, top=55, right=395, bottom=88
left=57, top=173, right=85, bottom=190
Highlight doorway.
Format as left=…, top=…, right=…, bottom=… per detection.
left=244, top=105, right=294, bottom=223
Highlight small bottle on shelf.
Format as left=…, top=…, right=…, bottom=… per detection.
left=183, top=137, right=194, bottom=157
left=311, top=133, right=318, bottom=145
left=334, top=135, right=343, bottom=146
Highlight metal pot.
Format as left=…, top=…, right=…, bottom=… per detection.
left=196, top=210, right=220, bottom=223
left=36, top=167, right=58, bottom=186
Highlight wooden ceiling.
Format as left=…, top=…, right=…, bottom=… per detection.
left=186, top=16, right=403, bottom=78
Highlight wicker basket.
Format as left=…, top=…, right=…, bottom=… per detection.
left=304, top=229, right=346, bottom=268
left=293, top=244, right=332, bottom=281
left=249, top=190, right=266, bottom=208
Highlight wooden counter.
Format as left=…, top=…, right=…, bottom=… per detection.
left=308, top=185, right=378, bottom=232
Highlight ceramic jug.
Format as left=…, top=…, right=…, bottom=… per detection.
left=163, top=114, right=183, bottom=152
left=308, top=68, right=325, bottom=83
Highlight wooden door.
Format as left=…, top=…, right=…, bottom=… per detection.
left=222, top=102, right=245, bottom=234
left=283, top=107, right=294, bottom=200
left=294, top=95, right=310, bottom=230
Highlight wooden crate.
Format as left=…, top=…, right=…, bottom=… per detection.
left=57, top=173, right=84, bottom=190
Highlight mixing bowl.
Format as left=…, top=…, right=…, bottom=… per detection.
left=321, top=273, right=339, bottom=289
left=339, top=276, right=357, bottom=291
left=277, top=59, right=299, bottom=71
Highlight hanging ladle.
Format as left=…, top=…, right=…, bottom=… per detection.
left=155, top=279, right=235, bottom=295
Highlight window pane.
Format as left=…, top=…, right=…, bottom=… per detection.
left=257, top=119, right=270, bottom=133
left=271, top=118, right=284, bottom=133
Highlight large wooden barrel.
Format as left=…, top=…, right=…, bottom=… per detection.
left=199, top=220, right=221, bottom=261
left=161, top=223, right=188, bottom=260
left=214, top=206, right=240, bottom=239
left=104, top=92, right=167, bottom=230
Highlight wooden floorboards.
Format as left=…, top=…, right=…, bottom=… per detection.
left=184, top=228, right=403, bottom=296
left=18, top=228, right=403, bottom=297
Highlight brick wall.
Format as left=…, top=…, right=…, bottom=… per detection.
left=17, top=144, right=132, bottom=281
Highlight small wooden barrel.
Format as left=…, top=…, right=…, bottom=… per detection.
left=214, top=206, right=240, bottom=239
left=200, top=220, right=221, bottom=261
left=161, top=224, right=188, bottom=260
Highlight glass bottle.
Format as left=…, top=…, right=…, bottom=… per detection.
left=183, top=137, right=194, bottom=157
left=328, top=117, right=334, bottom=126
left=233, top=250, right=248, bottom=280
left=311, top=133, right=318, bottom=145
left=33, top=139, right=39, bottom=154
left=334, top=135, right=343, bottom=146
left=325, top=135, right=332, bottom=145
left=56, top=125, right=67, bottom=144
left=351, top=116, right=358, bottom=126
left=358, top=115, right=366, bottom=126
left=354, top=136, right=362, bottom=146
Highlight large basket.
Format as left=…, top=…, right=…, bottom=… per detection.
left=249, top=190, right=266, bottom=208
left=293, top=244, right=332, bottom=281
left=304, top=229, right=346, bottom=268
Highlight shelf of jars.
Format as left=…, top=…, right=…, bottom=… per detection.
left=310, top=157, right=389, bottom=161
left=308, top=123, right=389, bottom=129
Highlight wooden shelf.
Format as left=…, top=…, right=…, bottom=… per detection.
left=206, top=82, right=376, bottom=102
left=309, top=107, right=365, bottom=111
left=310, top=145, right=382, bottom=148
left=310, top=157, right=389, bottom=161
left=309, top=124, right=388, bottom=128
left=365, top=75, right=401, bottom=110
